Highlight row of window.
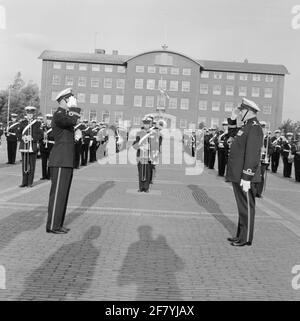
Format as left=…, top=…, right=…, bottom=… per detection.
left=135, top=65, right=192, bottom=75
left=201, top=71, right=274, bottom=82
left=53, top=61, right=126, bottom=73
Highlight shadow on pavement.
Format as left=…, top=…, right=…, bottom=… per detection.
left=64, top=181, right=115, bottom=226
left=0, top=206, right=46, bottom=251
left=117, top=225, right=184, bottom=300
left=187, top=184, right=236, bottom=236
left=18, top=226, right=101, bottom=300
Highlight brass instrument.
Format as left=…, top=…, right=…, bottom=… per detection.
left=261, top=134, right=270, bottom=164
left=20, top=119, right=34, bottom=174
left=288, top=149, right=294, bottom=163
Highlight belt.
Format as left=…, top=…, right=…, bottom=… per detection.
left=48, top=141, right=55, bottom=144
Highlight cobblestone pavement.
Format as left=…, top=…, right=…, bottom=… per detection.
left=0, top=138, right=300, bottom=301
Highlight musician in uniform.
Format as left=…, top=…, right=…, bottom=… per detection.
left=226, top=98, right=263, bottom=247
left=208, top=128, right=217, bottom=169
left=40, top=114, right=55, bottom=179
left=216, top=122, right=228, bottom=177
left=18, top=106, right=44, bottom=187
left=292, top=133, right=300, bottom=182
left=270, top=129, right=283, bottom=173
left=89, top=120, right=99, bottom=163
left=281, top=132, right=295, bottom=178
left=46, top=88, right=81, bottom=234
left=5, top=113, right=20, bottom=164
left=81, top=120, right=91, bottom=166
left=74, top=118, right=85, bottom=169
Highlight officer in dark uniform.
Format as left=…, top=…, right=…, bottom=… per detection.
left=81, top=120, right=91, bottom=166
left=74, top=119, right=85, bottom=169
left=18, top=106, right=44, bottom=187
left=216, top=121, right=228, bottom=176
left=208, top=128, right=217, bottom=169
left=46, top=88, right=81, bottom=234
left=270, top=129, right=283, bottom=173
left=226, top=98, right=263, bottom=247
left=281, top=132, right=294, bottom=178
left=89, top=120, right=99, bottom=163
left=5, top=113, right=20, bottom=164
left=292, top=133, right=300, bottom=182
left=40, top=114, right=55, bottom=179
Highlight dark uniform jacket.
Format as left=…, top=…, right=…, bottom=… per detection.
left=18, top=119, right=43, bottom=153
left=226, top=117, right=263, bottom=183
left=40, top=125, right=55, bottom=153
left=5, top=121, right=21, bottom=142
left=48, top=107, right=79, bottom=168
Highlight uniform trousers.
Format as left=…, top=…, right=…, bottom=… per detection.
left=21, top=152, right=37, bottom=186
left=74, top=141, right=82, bottom=168
left=138, top=162, right=152, bottom=192
left=208, top=148, right=216, bottom=169
left=282, top=156, right=292, bottom=177
left=271, top=151, right=280, bottom=173
left=217, top=148, right=227, bottom=176
left=232, top=182, right=256, bottom=244
left=294, top=155, right=300, bottom=182
left=47, top=167, right=73, bottom=231
left=7, top=140, right=17, bottom=164
left=81, top=143, right=89, bottom=165
left=41, top=151, right=50, bottom=179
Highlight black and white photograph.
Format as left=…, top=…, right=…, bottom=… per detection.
left=0, top=0, right=300, bottom=306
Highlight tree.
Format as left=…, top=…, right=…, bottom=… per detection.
left=0, top=72, right=40, bottom=125
left=279, top=119, right=300, bottom=139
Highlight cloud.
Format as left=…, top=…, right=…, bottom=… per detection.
left=15, top=32, right=50, bottom=51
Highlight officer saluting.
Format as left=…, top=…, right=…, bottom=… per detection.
left=226, top=98, right=263, bottom=247
left=46, top=88, right=81, bottom=234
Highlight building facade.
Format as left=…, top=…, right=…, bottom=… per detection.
left=39, top=49, right=288, bottom=130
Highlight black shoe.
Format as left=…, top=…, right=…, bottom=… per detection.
left=231, top=241, right=252, bottom=247
left=138, top=189, right=142, bottom=192
left=19, top=184, right=27, bottom=188
left=227, top=237, right=239, bottom=242
left=60, top=227, right=70, bottom=232
left=46, top=229, right=67, bottom=234
left=144, top=190, right=150, bottom=193
left=40, top=177, right=46, bottom=180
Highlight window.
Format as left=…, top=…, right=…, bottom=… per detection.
left=240, top=73, right=248, bottom=81
left=159, top=67, right=168, bottom=74
left=252, top=74, right=261, bottom=81
left=171, top=67, right=179, bottom=75
left=180, top=98, right=189, bottom=110
left=66, top=63, right=75, bottom=70
left=52, top=75, right=60, bottom=85
left=199, top=100, right=207, bottom=110
left=91, top=64, right=99, bottom=72
left=226, top=85, right=234, bottom=96
left=201, top=71, right=209, bottom=78
left=135, top=79, right=143, bottom=89
left=146, top=79, right=155, bottom=90
left=157, top=95, right=166, bottom=108
left=65, top=76, right=73, bottom=86
left=198, top=117, right=207, bottom=126
left=225, top=102, right=234, bottom=112
left=145, top=96, right=154, bottom=108
left=79, top=64, right=87, bottom=71
left=227, top=73, right=235, bottom=80
left=134, top=95, right=142, bottom=107
left=265, top=75, right=274, bottom=82
left=89, top=110, right=97, bottom=121
left=168, top=97, right=177, bottom=109
left=104, top=78, right=112, bottom=88
left=116, top=79, right=125, bottom=89
left=213, top=85, right=221, bottom=95
left=212, top=101, right=221, bottom=112
left=136, top=65, right=144, bottom=73
left=78, top=77, right=86, bottom=87
left=133, top=117, right=141, bottom=125
left=53, top=62, right=61, bottom=69
left=103, top=95, right=111, bottom=105
left=264, top=88, right=273, bottom=98
left=180, top=119, right=187, bottom=128
left=90, top=94, right=98, bottom=104
left=115, top=112, right=123, bottom=122
left=102, top=111, right=110, bottom=123
left=214, top=72, right=222, bottom=79
left=51, top=91, right=59, bottom=101
left=148, top=66, right=156, bottom=73
left=239, top=86, right=247, bottom=97
left=182, top=81, right=190, bottom=92
left=263, top=105, right=272, bottom=114
left=251, top=87, right=260, bottom=97
left=104, top=65, right=113, bottom=72
left=116, top=95, right=124, bottom=105
left=77, top=93, right=85, bottom=103
left=91, top=78, right=100, bottom=88
left=200, top=84, right=208, bottom=94
left=117, top=66, right=126, bottom=73
left=158, top=79, right=167, bottom=90
left=182, top=68, right=191, bottom=76
left=169, top=80, right=178, bottom=92
left=211, top=118, right=219, bottom=128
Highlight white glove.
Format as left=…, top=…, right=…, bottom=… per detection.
left=240, top=179, right=250, bottom=193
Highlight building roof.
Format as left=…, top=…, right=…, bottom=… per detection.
left=39, top=50, right=289, bottom=75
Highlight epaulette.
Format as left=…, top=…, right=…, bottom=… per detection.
left=252, top=120, right=259, bottom=126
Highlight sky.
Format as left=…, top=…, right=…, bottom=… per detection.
left=0, top=0, right=299, bottom=120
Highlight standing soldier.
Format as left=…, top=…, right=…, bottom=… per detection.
left=0, top=122, right=3, bottom=147
left=292, top=133, right=300, bottom=182
left=40, top=114, right=55, bottom=179
left=226, top=98, right=263, bottom=247
left=203, top=128, right=209, bottom=167
left=5, top=113, right=20, bottom=164
left=208, top=128, right=217, bottom=169
left=81, top=120, right=91, bottom=166
left=270, top=129, right=283, bottom=173
left=191, top=130, right=196, bottom=157
left=46, top=88, right=81, bottom=234
left=216, top=122, right=228, bottom=177
left=281, top=132, right=295, bottom=178
left=74, top=118, right=85, bottom=169
left=89, top=120, right=99, bottom=163
left=18, top=106, right=43, bottom=187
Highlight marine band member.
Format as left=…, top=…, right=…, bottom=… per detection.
left=270, top=129, right=283, bottom=173
left=5, top=113, right=20, bottom=164
left=281, top=132, right=294, bottom=178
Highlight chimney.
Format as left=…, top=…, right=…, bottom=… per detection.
left=95, top=49, right=105, bottom=54
left=112, top=50, right=118, bottom=55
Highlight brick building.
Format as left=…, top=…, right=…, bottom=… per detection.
left=38, top=48, right=288, bottom=129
